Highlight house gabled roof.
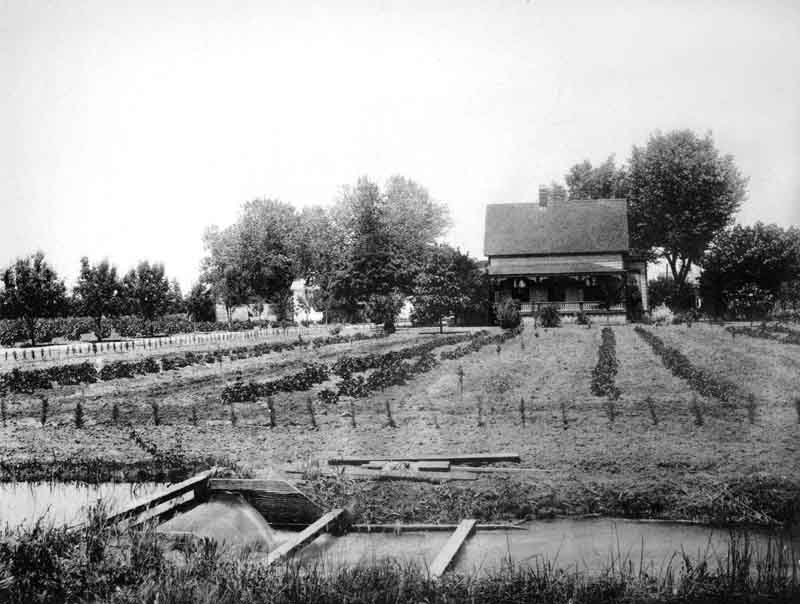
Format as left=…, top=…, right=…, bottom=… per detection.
left=483, top=199, right=629, bottom=256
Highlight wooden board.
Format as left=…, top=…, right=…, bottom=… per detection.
left=429, top=519, right=477, bottom=578
left=351, top=523, right=526, bottom=533
left=415, top=461, right=450, bottom=472
left=208, top=478, right=323, bottom=528
left=266, top=509, right=345, bottom=566
left=328, top=453, right=520, bottom=466
left=105, top=470, right=214, bottom=527
left=466, top=466, right=553, bottom=474
left=341, top=468, right=477, bottom=483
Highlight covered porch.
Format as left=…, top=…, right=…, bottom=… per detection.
left=491, top=273, right=627, bottom=316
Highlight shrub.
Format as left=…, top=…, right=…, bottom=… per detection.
left=650, top=304, right=674, bottom=325
left=328, top=324, right=342, bottom=336
left=493, top=297, right=521, bottom=329
left=575, top=311, right=590, bottom=326
left=537, top=305, right=561, bottom=328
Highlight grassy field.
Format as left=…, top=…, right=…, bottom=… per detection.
left=1, top=322, right=799, bottom=526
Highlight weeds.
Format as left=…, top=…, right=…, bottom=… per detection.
left=645, top=396, right=659, bottom=425
left=267, top=396, right=276, bottom=428
left=690, top=396, right=705, bottom=426
left=746, top=393, right=757, bottom=425
left=384, top=399, right=397, bottom=428
left=190, top=405, right=198, bottom=426
left=151, top=400, right=160, bottom=426
left=74, top=400, right=84, bottom=428
left=230, top=403, right=238, bottom=426
left=111, top=401, right=119, bottom=425
left=519, top=395, right=526, bottom=426
left=39, top=396, right=48, bottom=426
left=307, top=396, right=317, bottom=430
left=605, top=399, right=617, bottom=423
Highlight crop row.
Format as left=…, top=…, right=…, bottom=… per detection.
left=439, top=327, right=522, bottom=360
left=0, top=332, right=382, bottom=395
left=221, top=332, right=479, bottom=404
left=634, top=326, right=739, bottom=402
left=590, top=327, right=619, bottom=398
left=726, top=323, right=800, bottom=346
left=220, top=363, right=330, bottom=403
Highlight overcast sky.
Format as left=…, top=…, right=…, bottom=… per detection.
left=2, top=0, right=798, bottom=289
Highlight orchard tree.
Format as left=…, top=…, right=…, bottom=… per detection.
left=411, top=244, right=483, bottom=332
left=0, top=251, right=67, bottom=345
left=700, top=223, right=800, bottom=316
left=565, top=155, right=628, bottom=200
left=73, top=257, right=122, bottom=340
left=628, top=130, right=748, bottom=286
left=122, top=261, right=171, bottom=321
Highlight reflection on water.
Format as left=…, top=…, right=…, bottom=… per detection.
left=0, top=482, right=164, bottom=528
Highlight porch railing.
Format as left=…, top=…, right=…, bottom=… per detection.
left=519, top=302, right=625, bottom=314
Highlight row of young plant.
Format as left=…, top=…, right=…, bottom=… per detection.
left=440, top=327, right=522, bottom=360
left=220, top=328, right=523, bottom=406
left=220, top=332, right=479, bottom=404
left=590, top=327, right=619, bottom=398
left=0, top=332, right=382, bottom=395
left=726, top=322, right=800, bottom=345
left=634, top=326, right=740, bottom=402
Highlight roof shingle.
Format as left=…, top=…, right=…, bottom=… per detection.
left=483, top=200, right=629, bottom=256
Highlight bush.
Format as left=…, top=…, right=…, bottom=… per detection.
left=575, top=311, right=590, bottom=325
left=494, top=298, right=521, bottom=329
left=650, top=304, right=674, bottom=325
left=537, top=305, right=561, bottom=328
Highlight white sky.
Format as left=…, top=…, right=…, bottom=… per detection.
left=1, top=0, right=799, bottom=289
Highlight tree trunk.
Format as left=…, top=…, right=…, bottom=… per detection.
left=95, top=316, right=103, bottom=342
left=26, top=317, right=36, bottom=346
left=439, top=318, right=443, bottom=334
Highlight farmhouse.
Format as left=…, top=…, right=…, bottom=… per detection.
left=484, top=194, right=648, bottom=320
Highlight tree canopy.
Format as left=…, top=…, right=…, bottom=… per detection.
left=700, top=223, right=800, bottom=316
left=73, top=257, right=122, bottom=339
left=565, top=155, right=628, bottom=200
left=0, top=251, right=67, bottom=345
left=122, top=261, right=171, bottom=321
left=628, top=130, right=748, bottom=285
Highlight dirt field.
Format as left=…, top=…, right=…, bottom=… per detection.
left=2, top=323, right=799, bottom=526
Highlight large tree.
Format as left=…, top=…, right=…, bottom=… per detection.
left=628, top=130, right=748, bottom=286
left=0, top=251, right=67, bottom=345
left=565, top=155, right=629, bottom=200
left=329, top=176, right=450, bottom=330
left=202, top=199, right=301, bottom=321
left=699, top=223, right=800, bottom=316
left=122, top=261, right=171, bottom=321
left=73, top=257, right=122, bottom=340
left=411, top=244, right=484, bottom=333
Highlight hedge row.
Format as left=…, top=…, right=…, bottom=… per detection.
left=0, top=332, right=383, bottom=394
left=221, top=363, right=330, bottom=403
left=0, top=314, right=283, bottom=346
left=634, top=326, right=740, bottom=402
left=590, top=327, right=619, bottom=398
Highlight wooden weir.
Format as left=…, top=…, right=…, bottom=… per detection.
left=99, top=468, right=509, bottom=578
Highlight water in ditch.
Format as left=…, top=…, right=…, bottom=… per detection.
left=2, top=482, right=797, bottom=576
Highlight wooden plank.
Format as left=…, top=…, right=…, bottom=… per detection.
left=328, top=453, right=520, bottom=466
left=266, top=509, right=345, bottom=566
left=208, top=478, right=323, bottom=528
left=351, top=523, right=526, bottom=533
left=342, top=468, right=477, bottom=483
left=429, top=519, right=477, bottom=578
left=105, top=470, right=214, bottom=526
left=466, top=466, right=554, bottom=474
left=415, top=461, right=450, bottom=472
